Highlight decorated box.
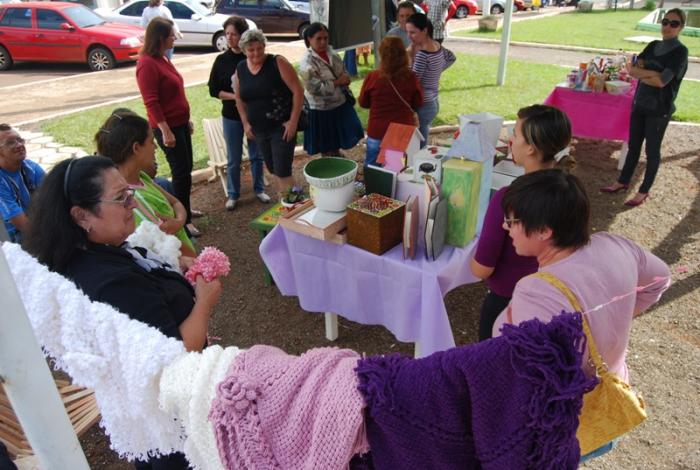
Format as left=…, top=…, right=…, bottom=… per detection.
left=441, top=159, right=482, bottom=247
left=347, top=194, right=406, bottom=255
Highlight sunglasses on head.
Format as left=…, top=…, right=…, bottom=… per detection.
left=661, top=19, right=682, bottom=28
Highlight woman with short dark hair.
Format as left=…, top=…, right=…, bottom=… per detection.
left=208, top=15, right=269, bottom=211
left=137, top=17, right=201, bottom=237
left=494, top=169, right=670, bottom=461
left=600, top=8, right=688, bottom=207
left=299, top=22, right=364, bottom=157
left=406, top=13, right=455, bottom=147
left=470, top=104, right=575, bottom=341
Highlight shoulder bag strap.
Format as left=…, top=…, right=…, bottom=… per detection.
left=532, top=271, right=607, bottom=374
left=387, top=79, right=415, bottom=113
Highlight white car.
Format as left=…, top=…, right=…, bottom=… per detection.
left=96, top=0, right=256, bottom=52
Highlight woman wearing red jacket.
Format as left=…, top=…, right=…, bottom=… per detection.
left=136, top=17, right=200, bottom=237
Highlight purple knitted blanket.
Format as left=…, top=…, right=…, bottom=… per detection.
left=356, top=312, right=596, bottom=469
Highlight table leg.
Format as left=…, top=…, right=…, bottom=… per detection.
left=324, top=312, right=338, bottom=341
left=414, top=341, right=422, bottom=359
left=618, top=142, right=628, bottom=171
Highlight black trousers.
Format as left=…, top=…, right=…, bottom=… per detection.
left=618, top=110, right=670, bottom=194
left=478, top=291, right=512, bottom=341
left=134, top=451, right=190, bottom=469
left=154, top=124, right=193, bottom=223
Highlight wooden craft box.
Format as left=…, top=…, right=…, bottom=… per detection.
left=442, top=159, right=482, bottom=247
left=347, top=194, right=406, bottom=255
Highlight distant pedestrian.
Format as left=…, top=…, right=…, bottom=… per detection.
left=386, top=1, right=417, bottom=47
left=140, top=0, right=182, bottom=59
left=425, top=0, right=451, bottom=44
left=300, top=22, right=364, bottom=157
left=208, top=15, right=269, bottom=211
left=406, top=13, right=456, bottom=147
left=233, top=30, right=304, bottom=198
left=600, top=8, right=688, bottom=207
left=359, top=36, right=423, bottom=166
left=136, top=17, right=201, bottom=237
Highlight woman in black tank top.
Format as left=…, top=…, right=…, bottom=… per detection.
left=233, top=30, right=304, bottom=197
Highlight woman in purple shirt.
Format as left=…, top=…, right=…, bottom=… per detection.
left=470, top=105, right=576, bottom=340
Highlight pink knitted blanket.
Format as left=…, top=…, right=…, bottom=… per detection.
left=209, top=345, right=369, bottom=469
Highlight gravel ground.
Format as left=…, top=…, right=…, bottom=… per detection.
left=77, top=124, right=699, bottom=469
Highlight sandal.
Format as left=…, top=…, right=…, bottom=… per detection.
left=624, top=193, right=649, bottom=207
left=599, top=183, right=629, bottom=194
left=186, top=223, right=202, bottom=238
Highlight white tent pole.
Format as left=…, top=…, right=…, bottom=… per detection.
left=0, top=244, right=90, bottom=469
left=496, top=0, right=515, bottom=86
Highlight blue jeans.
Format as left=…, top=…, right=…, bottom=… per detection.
left=365, top=137, right=381, bottom=167
left=222, top=117, right=263, bottom=200
left=417, top=98, right=439, bottom=148
left=344, top=50, right=357, bottom=76
left=579, top=441, right=615, bottom=463
left=154, top=176, right=174, bottom=195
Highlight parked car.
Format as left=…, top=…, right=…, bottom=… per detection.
left=419, top=0, right=478, bottom=20
left=96, top=0, right=256, bottom=52
left=214, top=0, right=309, bottom=38
left=0, top=2, right=143, bottom=71
left=474, top=0, right=526, bottom=14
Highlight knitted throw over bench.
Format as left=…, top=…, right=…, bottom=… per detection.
left=209, top=345, right=369, bottom=469
left=356, top=312, right=597, bottom=470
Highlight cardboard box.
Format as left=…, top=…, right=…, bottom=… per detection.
left=442, top=159, right=482, bottom=247
left=347, top=194, right=406, bottom=255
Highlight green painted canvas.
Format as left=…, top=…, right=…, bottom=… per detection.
left=442, top=159, right=482, bottom=247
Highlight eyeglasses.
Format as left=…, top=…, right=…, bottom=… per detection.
left=503, top=216, right=520, bottom=229
left=99, top=189, right=135, bottom=209
left=1, top=137, right=25, bottom=148
left=661, top=19, right=682, bottom=28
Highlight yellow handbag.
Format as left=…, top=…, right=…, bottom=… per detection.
left=533, top=272, right=647, bottom=455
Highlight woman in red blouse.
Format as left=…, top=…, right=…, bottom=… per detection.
left=358, top=36, right=424, bottom=167
left=136, top=17, right=200, bottom=237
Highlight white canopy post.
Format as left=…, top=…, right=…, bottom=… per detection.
left=496, top=0, right=515, bottom=86
left=0, top=244, right=90, bottom=469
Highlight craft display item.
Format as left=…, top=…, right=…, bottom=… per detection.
left=442, top=159, right=482, bottom=247
left=347, top=194, right=406, bottom=255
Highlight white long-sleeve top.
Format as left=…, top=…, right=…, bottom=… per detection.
left=141, top=5, right=182, bottom=37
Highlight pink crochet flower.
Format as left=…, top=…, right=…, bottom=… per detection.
left=185, top=247, right=231, bottom=285
left=217, top=376, right=260, bottom=413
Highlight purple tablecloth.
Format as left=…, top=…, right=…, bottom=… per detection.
left=260, top=225, right=479, bottom=357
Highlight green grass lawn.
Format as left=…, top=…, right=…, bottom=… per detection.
left=42, top=51, right=700, bottom=176
left=455, top=10, right=700, bottom=57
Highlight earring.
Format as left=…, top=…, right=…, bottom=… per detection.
left=86, top=226, right=92, bottom=234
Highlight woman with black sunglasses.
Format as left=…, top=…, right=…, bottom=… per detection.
left=600, top=8, right=688, bottom=207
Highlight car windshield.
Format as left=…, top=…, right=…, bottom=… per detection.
left=181, top=0, right=213, bottom=16
left=64, top=5, right=105, bottom=27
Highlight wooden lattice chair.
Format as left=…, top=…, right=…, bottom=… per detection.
left=0, top=380, right=100, bottom=460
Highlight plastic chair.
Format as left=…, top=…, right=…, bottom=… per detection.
left=202, top=117, right=257, bottom=197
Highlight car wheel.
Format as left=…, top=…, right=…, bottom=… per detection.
left=490, top=4, right=504, bottom=14
left=298, top=22, right=309, bottom=39
left=455, top=5, right=469, bottom=18
left=214, top=32, right=227, bottom=52
left=0, top=45, right=13, bottom=72
left=88, top=47, right=115, bottom=72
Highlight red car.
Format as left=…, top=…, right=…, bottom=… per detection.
left=419, top=0, right=479, bottom=20
left=0, top=2, right=143, bottom=72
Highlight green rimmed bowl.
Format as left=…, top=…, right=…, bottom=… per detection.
left=303, top=157, right=358, bottom=212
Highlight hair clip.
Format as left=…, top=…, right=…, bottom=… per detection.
left=554, top=146, right=570, bottom=162
left=111, top=113, right=124, bottom=120
left=99, top=128, right=111, bottom=134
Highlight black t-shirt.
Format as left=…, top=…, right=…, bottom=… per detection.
left=237, top=54, right=293, bottom=132
left=634, top=38, right=688, bottom=116
left=208, top=48, right=246, bottom=121
left=63, top=243, right=195, bottom=342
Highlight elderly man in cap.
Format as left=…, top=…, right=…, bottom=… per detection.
left=0, top=124, right=45, bottom=242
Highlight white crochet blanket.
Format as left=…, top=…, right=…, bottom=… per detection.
left=160, top=345, right=244, bottom=470
left=2, top=243, right=186, bottom=461
left=126, top=220, right=182, bottom=272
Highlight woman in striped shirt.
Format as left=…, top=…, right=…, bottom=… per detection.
left=406, top=14, right=456, bottom=147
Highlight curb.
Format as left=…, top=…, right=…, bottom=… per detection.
left=447, top=36, right=700, bottom=64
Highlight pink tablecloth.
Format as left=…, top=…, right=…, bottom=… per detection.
left=543, top=85, right=636, bottom=142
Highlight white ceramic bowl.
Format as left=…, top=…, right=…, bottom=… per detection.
left=303, top=158, right=358, bottom=212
